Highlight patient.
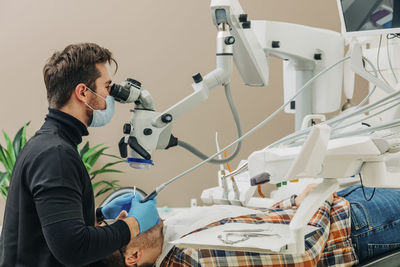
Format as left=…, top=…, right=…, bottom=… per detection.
left=101, top=185, right=400, bottom=266
left=99, top=220, right=164, bottom=267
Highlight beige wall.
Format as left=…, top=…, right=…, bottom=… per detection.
left=0, top=0, right=368, bottom=224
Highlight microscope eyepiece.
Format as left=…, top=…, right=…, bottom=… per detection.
left=110, top=78, right=142, bottom=103
left=110, top=83, right=130, bottom=102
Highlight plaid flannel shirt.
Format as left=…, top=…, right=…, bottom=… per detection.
left=161, top=194, right=358, bottom=267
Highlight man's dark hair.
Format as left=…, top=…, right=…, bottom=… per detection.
left=99, top=221, right=163, bottom=267
left=43, top=43, right=118, bottom=109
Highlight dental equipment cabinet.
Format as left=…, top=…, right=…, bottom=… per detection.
left=108, top=0, right=400, bottom=255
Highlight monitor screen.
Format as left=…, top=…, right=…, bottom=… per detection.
left=339, top=0, right=400, bottom=34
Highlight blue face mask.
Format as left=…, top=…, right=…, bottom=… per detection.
left=85, top=87, right=115, bottom=127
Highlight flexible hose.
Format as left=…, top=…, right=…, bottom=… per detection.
left=151, top=56, right=351, bottom=196
left=177, top=83, right=242, bottom=164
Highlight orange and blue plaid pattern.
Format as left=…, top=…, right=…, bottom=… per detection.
left=161, top=194, right=358, bottom=267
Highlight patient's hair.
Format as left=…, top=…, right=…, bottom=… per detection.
left=43, top=42, right=118, bottom=109
left=101, top=221, right=164, bottom=267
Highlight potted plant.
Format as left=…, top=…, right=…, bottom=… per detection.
left=0, top=122, right=124, bottom=200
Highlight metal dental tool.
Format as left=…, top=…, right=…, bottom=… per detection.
left=216, top=132, right=230, bottom=201
left=218, top=231, right=280, bottom=245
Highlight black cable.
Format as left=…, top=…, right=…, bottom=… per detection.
left=358, top=172, right=376, bottom=201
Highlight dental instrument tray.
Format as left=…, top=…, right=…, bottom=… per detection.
left=170, top=222, right=319, bottom=254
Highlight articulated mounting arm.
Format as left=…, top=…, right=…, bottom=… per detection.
left=151, top=22, right=234, bottom=128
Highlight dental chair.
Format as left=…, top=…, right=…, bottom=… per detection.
left=101, top=188, right=400, bottom=266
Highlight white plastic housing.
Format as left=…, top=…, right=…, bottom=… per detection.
left=252, top=21, right=344, bottom=114
left=248, top=135, right=383, bottom=184
left=211, top=0, right=270, bottom=86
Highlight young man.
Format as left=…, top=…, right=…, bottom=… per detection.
left=0, top=43, right=159, bottom=267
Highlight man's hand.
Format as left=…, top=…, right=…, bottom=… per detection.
left=128, top=194, right=159, bottom=233
left=101, top=193, right=135, bottom=220
left=295, top=183, right=319, bottom=206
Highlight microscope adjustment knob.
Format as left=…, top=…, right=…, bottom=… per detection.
left=272, top=41, right=280, bottom=48
left=239, top=14, right=248, bottom=23
left=314, top=53, right=322, bottom=60
left=118, top=137, right=128, bottom=158
left=143, top=128, right=153, bottom=136
left=192, top=73, right=203, bottom=84
left=224, top=36, right=235, bottom=45
left=126, top=78, right=141, bottom=88
left=242, top=21, right=251, bottom=29
left=161, top=113, right=173, bottom=123
left=123, top=123, right=132, bottom=134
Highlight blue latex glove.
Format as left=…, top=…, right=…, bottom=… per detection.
left=128, top=194, right=159, bottom=233
left=101, top=193, right=135, bottom=219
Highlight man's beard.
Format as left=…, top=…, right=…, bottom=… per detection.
left=86, top=107, right=94, bottom=126
left=86, top=97, right=98, bottom=126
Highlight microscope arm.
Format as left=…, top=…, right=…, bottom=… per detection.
left=151, top=67, right=231, bottom=128
left=151, top=23, right=234, bottom=128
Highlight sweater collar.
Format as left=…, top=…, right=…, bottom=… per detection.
left=45, top=108, right=89, bottom=146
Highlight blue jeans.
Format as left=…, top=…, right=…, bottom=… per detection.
left=337, top=185, right=400, bottom=262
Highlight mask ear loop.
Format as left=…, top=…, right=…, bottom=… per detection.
left=84, top=102, right=94, bottom=111
left=86, top=86, right=107, bottom=101
left=84, top=85, right=107, bottom=110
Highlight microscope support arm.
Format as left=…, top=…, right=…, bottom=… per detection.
left=151, top=66, right=230, bottom=128
left=151, top=23, right=234, bottom=128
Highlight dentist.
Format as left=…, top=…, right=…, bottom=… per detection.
left=0, top=43, right=159, bottom=267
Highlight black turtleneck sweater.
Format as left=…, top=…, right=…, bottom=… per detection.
left=0, top=109, right=130, bottom=267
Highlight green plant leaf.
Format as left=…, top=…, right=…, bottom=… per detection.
left=79, top=142, right=90, bottom=158
left=21, top=123, right=29, bottom=148
left=0, top=171, right=8, bottom=198
left=13, top=127, right=24, bottom=158
left=0, top=144, right=12, bottom=173
left=0, top=172, right=7, bottom=185
left=84, top=162, right=92, bottom=171
left=94, top=180, right=120, bottom=198
left=84, top=147, right=108, bottom=173
left=95, top=187, right=113, bottom=198
left=2, top=130, right=16, bottom=166
left=0, top=186, right=7, bottom=199
left=93, top=180, right=119, bottom=196
left=82, top=144, right=103, bottom=163
left=13, top=121, right=30, bottom=158
left=103, top=153, right=123, bottom=160
left=92, top=180, right=107, bottom=192
left=92, top=179, right=119, bottom=191
left=90, top=169, right=123, bottom=180
left=89, top=160, right=124, bottom=179
left=81, top=144, right=104, bottom=172
left=91, top=160, right=125, bottom=173
left=77, top=142, right=123, bottom=199
left=87, top=147, right=108, bottom=169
